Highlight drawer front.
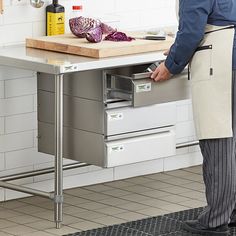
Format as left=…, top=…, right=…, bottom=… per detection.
left=132, top=72, right=190, bottom=107
left=105, top=127, right=176, bottom=167
left=105, top=102, right=176, bottom=136
left=105, top=67, right=190, bottom=107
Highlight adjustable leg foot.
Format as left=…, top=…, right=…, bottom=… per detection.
left=56, top=222, right=61, bottom=229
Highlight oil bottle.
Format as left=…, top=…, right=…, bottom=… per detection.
left=46, top=0, right=65, bottom=36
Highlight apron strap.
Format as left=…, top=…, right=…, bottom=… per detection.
left=205, top=25, right=235, bottom=35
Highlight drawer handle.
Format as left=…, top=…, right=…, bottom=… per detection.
left=132, top=72, right=152, bottom=80
left=176, top=141, right=199, bottom=149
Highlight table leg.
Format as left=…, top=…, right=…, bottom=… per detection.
left=54, top=74, right=64, bottom=229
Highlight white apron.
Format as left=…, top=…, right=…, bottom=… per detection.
left=175, top=0, right=179, bottom=21
left=189, top=25, right=235, bottom=140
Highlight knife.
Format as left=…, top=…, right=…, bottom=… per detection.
left=135, top=35, right=166, bottom=40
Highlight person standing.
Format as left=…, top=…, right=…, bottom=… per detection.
left=151, top=0, right=236, bottom=235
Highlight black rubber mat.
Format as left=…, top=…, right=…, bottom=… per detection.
left=65, top=207, right=236, bottom=236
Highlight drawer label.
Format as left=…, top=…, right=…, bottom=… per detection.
left=62, top=65, right=79, bottom=73
left=108, top=113, right=124, bottom=121
left=109, top=145, right=124, bottom=153
left=136, top=83, right=152, bottom=93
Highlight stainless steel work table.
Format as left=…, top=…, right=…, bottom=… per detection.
left=0, top=44, right=173, bottom=228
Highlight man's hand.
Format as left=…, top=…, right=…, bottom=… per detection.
left=164, top=49, right=170, bottom=56
left=150, top=62, right=172, bottom=82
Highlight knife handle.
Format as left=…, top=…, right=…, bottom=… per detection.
left=145, top=36, right=166, bottom=40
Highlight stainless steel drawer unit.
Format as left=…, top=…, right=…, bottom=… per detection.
left=38, top=64, right=190, bottom=167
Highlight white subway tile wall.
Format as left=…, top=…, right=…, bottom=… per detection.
left=0, top=130, right=34, bottom=152
left=0, top=153, right=4, bottom=171
left=5, top=147, right=52, bottom=169
left=0, top=117, right=4, bottom=135
left=0, top=0, right=178, bottom=47
left=0, top=66, right=35, bottom=80
left=5, top=77, right=37, bottom=98
left=0, top=15, right=3, bottom=25
left=0, top=81, right=4, bottom=99
left=4, top=95, right=34, bottom=116
left=0, top=0, right=202, bottom=201
left=5, top=112, right=37, bottom=134
left=0, top=188, right=4, bottom=201
left=114, top=158, right=164, bottom=180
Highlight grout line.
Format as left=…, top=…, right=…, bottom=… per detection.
left=0, top=166, right=205, bottom=235
left=62, top=184, right=204, bottom=215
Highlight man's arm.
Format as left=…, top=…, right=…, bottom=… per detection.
left=165, top=0, right=214, bottom=75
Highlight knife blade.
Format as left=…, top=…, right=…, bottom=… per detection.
left=135, top=35, right=166, bottom=40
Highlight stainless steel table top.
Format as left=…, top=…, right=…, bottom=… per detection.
left=0, top=44, right=166, bottom=74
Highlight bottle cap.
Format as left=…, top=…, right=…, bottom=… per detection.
left=72, top=5, right=83, bottom=10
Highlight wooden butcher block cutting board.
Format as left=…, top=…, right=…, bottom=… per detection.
left=26, top=33, right=174, bottom=58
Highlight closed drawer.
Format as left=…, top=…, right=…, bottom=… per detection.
left=38, top=122, right=176, bottom=168
left=105, top=102, right=176, bottom=136
left=105, top=127, right=176, bottom=168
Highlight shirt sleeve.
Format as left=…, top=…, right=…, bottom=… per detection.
left=165, top=0, right=214, bottom=74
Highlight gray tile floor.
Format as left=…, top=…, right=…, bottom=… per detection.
left=0, top=165, right=206, bottom=236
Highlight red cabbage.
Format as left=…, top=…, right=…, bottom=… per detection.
left=86, top=26, right=103, bottom=43
left=69, top=16, right=116, bottom=43
left=100, top=23, right=116, bottom=34
left=104, top=31, right=135, bottom=42
left=69, top=16, right=101, bottom=38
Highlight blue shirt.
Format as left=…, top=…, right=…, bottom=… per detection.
left=165, top=0, right=236, bottom=74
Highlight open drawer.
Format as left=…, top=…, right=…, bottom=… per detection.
left=105, top=126, right=176, bottom=168
left=104, top=64, right=190, bottom=107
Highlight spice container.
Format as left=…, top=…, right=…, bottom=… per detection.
left=71, top=5, right=83, bottom=18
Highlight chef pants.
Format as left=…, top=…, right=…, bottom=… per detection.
left=197, top=70, right=236, bottom=228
